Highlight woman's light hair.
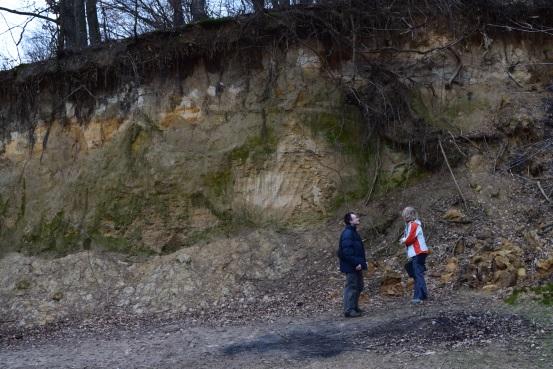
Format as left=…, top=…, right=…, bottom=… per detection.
left=401, top=206, right=418, bottom=222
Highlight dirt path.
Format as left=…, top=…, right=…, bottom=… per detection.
left=1, top=292, right=551, bottom=369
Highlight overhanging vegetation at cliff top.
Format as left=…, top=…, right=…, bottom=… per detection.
left=0, top=0, right=552, bottom=128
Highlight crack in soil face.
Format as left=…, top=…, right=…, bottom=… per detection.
left=222, top=311, right=533, bottom=358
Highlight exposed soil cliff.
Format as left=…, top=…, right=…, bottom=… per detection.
left=0, top=2, right=552, bottom=330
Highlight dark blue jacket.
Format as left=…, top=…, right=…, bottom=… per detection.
left=338, top=225, right=367, bottom=273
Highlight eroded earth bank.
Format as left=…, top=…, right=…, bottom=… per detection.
left=0, top=2, right=552, bottom=368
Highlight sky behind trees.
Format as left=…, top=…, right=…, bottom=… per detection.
left=0, top=0, right=47, bottom=68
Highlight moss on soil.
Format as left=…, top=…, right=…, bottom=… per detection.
left=21, top=211, right=81, bottom=256
left=505, top=283, right=553, bottom=306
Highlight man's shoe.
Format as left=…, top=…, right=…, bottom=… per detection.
left=354, top=308, right=365, bottom=314
left=411, top=298, right=422, bottom=305
left=344, top=310, right=361, bottom=318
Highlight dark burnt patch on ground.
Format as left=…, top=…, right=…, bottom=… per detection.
left=222, top=310, right=540, bottom=359
left=359, top=311, right=533, bottom=352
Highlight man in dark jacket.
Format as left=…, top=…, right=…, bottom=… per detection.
left=338, top=212, right=368, bottom=317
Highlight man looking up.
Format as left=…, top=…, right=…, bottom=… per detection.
left=338, top=212, right=368, bottom=318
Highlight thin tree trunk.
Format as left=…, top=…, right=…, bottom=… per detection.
left=60, top=0, right=76, bottom=49
left=133, top=0, right=138, bottom=37
left=190, top=0, right=207, bottom=22
left=100, top=1, right=109, bottom=41
left=169, top=0, right=184, bottom=27
left=74, top=0, right=88, bottom=48
left=271, top=0, right=289, bottom=9
left=251, top=0, right=265, bottom=13
left=86, top=0, right=101, bottom=45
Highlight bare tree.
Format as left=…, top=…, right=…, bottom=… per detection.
left=74, top=0, right=88, bottom=47
left=103, top=0, right=172, bottom=32
left=1, top=0, right=102, bottom=51
left=59, top=0, right=77, bottom=49
left=190, top=0, right=208, bottom=21
left=251, top=0, right=265, bottom=13
left=23, top=23, right=58, bottom=62
left=86, top=0, right=101, bottom=45
left=0, top=52, right=16, bottom=71
left=169, top=0, right=185, bottom=26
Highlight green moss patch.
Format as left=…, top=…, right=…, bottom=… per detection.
left=0, top=193, right=8, bottom=217
left=410, top=89, right=490, bottom=130
left=302, top=108, right=372, bottom=206
left=88, top=231, right=154, bottom=255
left=202, top=169, right=232, bottom=199
left=15, top=279, right=31, bottom=290
left=95, top=190, right=148, bottom=231
left=505, top=283, right=553, bottom=306
left=303, top=109, right=366, bottom=157
left=21, top=211, right=81, bottom=255
left=229, top=126, right=278, bottom=167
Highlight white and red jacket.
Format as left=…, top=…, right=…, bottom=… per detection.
left=403, top=220, right=429, bottom=258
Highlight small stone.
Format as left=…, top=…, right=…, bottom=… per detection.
left=476, top=230, right=492, bottom=240
left=51, top=291, right=64, bottom=301
left=445, top=258, right=459, bottom=273
left=443, top=208, right=467, bottom=222
left=493, top=269, right=517, bottom=288
left=440, top=272, right=456, bottom=285
left=467, top=154, right=486, bottom=173
left=493, top=255, right=511, bottom=270
left=536, top=257, right=553, bottom=276
left=482, top=284, right=499, bottom=292
left=15, top=280, right=31, bottom=290
left=177, top=254, right=192, bottom=264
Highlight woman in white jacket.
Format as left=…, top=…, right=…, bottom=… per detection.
left=400, top=206, right=429, bottom=304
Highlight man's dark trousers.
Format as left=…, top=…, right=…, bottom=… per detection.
left=343, top=270, right=364, bottom=313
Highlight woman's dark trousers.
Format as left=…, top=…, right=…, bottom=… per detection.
left=412, top=254, right=428, bottom=300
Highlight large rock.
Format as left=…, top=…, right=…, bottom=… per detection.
left=536, top=257, right=553, bottom=278
left=464, top=239, right=523, bottom=289
left=440, top=257, right=459, bottom=285
left=379, top=271, right=404, bottom=296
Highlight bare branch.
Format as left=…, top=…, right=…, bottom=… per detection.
left=439, top=139, right=467, bottom=209
left=0, top=6, right=58, bottom=24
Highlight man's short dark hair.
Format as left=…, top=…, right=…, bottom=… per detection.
left=344, top=212, right=355, bottom=225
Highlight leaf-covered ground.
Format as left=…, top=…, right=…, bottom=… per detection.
left=1, top=291, right=551, bottom=369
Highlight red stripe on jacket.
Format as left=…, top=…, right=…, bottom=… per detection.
left=405, top=221, right=428, bottom=255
